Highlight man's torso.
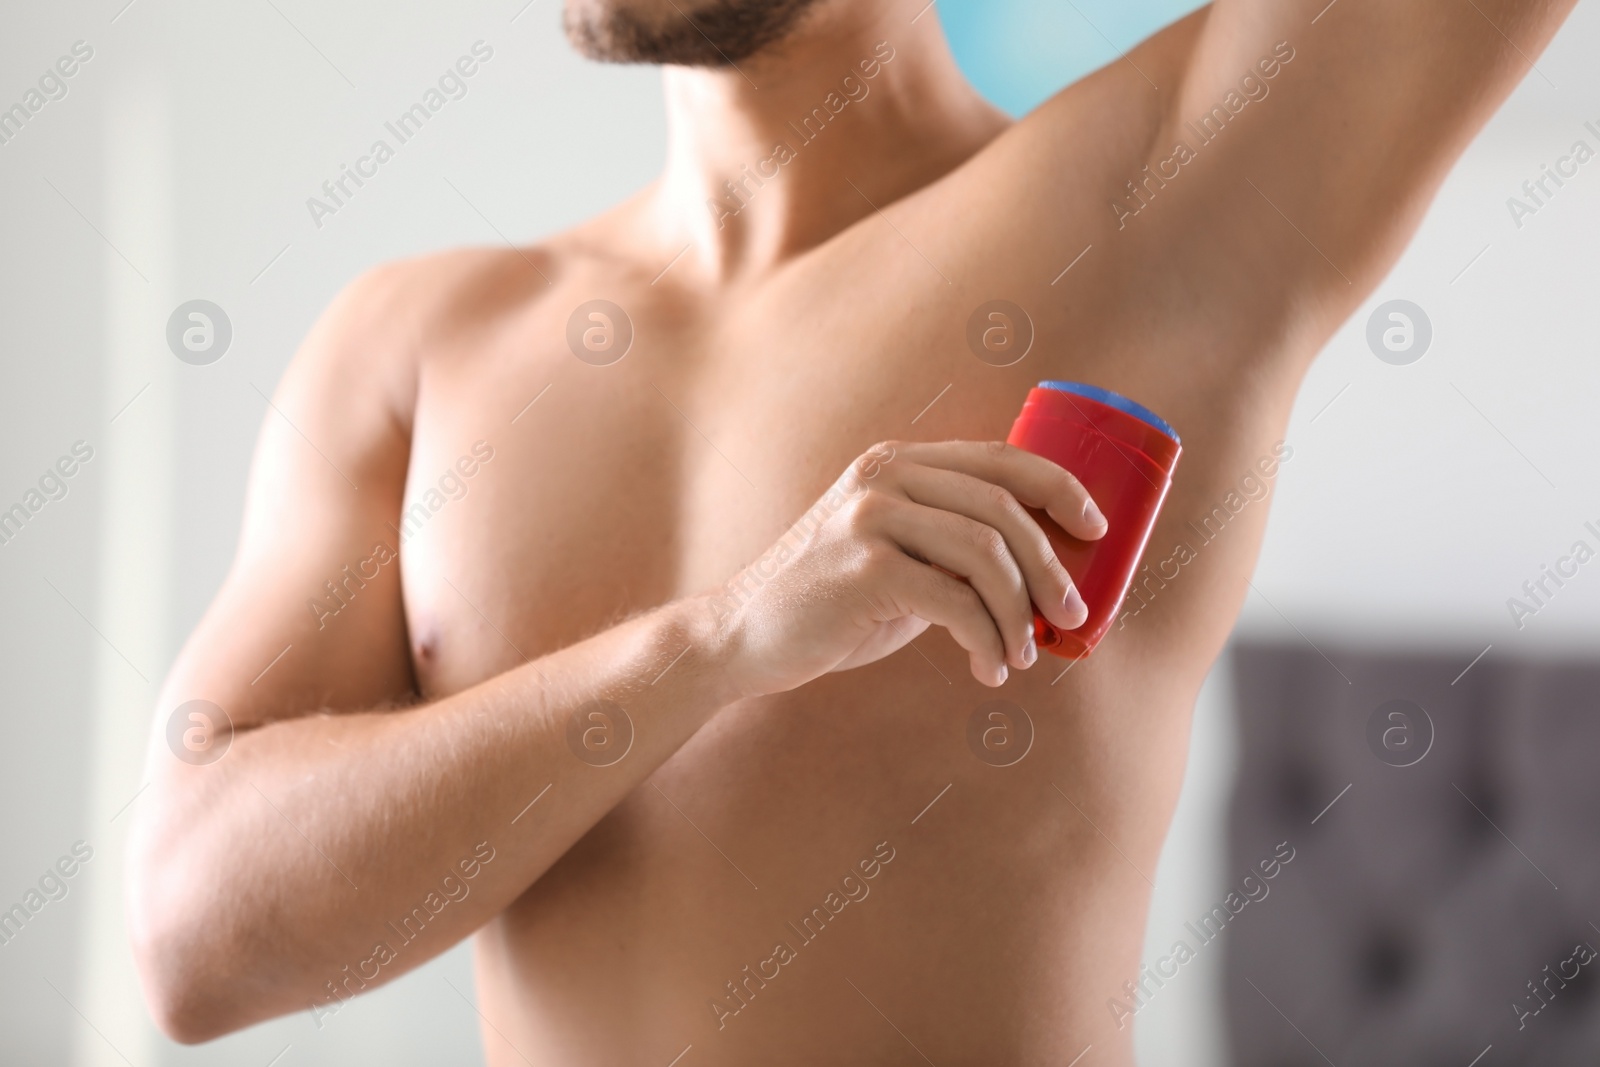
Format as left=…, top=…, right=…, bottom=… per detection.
left=392, top=27, right=1304, bottom=1065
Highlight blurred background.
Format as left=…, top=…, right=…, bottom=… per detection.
left=2, top=0, right=1597, bottom=1064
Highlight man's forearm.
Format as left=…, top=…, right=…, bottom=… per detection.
left=132, top=437, right=1099, bottom=1042
left=130, top=593, right=745, bottom=1042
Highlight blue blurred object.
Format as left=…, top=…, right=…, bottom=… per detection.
left=940, top=0, right=1207, bottom=116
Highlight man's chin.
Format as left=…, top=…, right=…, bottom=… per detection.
left=562, top=0, right=826, bottom=67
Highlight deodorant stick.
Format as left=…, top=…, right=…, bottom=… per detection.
left=1006, top=381, right=1182, bottom=659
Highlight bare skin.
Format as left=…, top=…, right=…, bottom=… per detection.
left=128, top=1, right=1575, bottom=1063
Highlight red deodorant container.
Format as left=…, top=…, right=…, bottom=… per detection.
left=1006, top=381, right=1182, bottom=659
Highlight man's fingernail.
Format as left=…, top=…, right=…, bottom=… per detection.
left=1065, top=587, right=1087, bottom=618
left=1083, top=499, right=1106, bottom=527
left=1021, top=636, right=1037, bottom=667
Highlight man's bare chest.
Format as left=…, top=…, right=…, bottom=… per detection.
left=393, top=270, right=1060, bottom=696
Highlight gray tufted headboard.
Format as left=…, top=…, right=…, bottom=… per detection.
left=1225, top=642, right=1600, bottom=1066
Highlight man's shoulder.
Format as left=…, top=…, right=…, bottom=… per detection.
left=274, top=241, right=571, bottom=438
left=333, top=243, right=565, bottom=344
left=302, top=241, right=571, bottom=375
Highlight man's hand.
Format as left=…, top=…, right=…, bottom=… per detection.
left=714, top=440, right=1107, bottom=694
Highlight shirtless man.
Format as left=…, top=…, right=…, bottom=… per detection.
left=127, top=0, right=1576, bottom=1062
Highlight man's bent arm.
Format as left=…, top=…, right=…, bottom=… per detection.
left=128, top=257, right=1108, bottom=1042
left=126, top=260, right=753, bottom=1042
left=131, top=588, right=741, bottom=1043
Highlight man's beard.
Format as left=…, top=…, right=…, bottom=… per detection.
left=564, top=0, right=827, bottom=66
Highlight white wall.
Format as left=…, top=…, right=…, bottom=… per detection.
left=1, top=2, right=661, bottom=1064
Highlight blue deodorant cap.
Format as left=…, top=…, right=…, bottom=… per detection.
left=1038, top=380, right=1180, bottom=444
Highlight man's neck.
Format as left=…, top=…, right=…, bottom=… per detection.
left=650, top=4, right=1008, bottom=281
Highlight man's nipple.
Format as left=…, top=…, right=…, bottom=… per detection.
left=412, top=618, right=442, bottom=668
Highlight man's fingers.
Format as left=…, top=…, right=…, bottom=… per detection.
left=871, top=498, right=1037, bottom=670
left=889, top=440, right=1107, bottom=541
left=890, top=463, right=1089, bottom=633
left=870, top=554, right=1010, bottom=687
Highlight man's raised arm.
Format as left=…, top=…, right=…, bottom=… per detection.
left=1167, top=0, right=1577, bottom=304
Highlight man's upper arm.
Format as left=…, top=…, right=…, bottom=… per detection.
left=950, top=0, right=1578, bottom=371
left=158, top=265, right=424, bottom=737
left=1166, top=0, right=1576, bottom=296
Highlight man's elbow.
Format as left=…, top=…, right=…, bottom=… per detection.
left=129, top=916, right=243, bottom=1044
left=137, top=966, right=232, bottom=1046
left=126, top=830, right=258, bottom=1044
left=128, top=896, right=239, bottom=1043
